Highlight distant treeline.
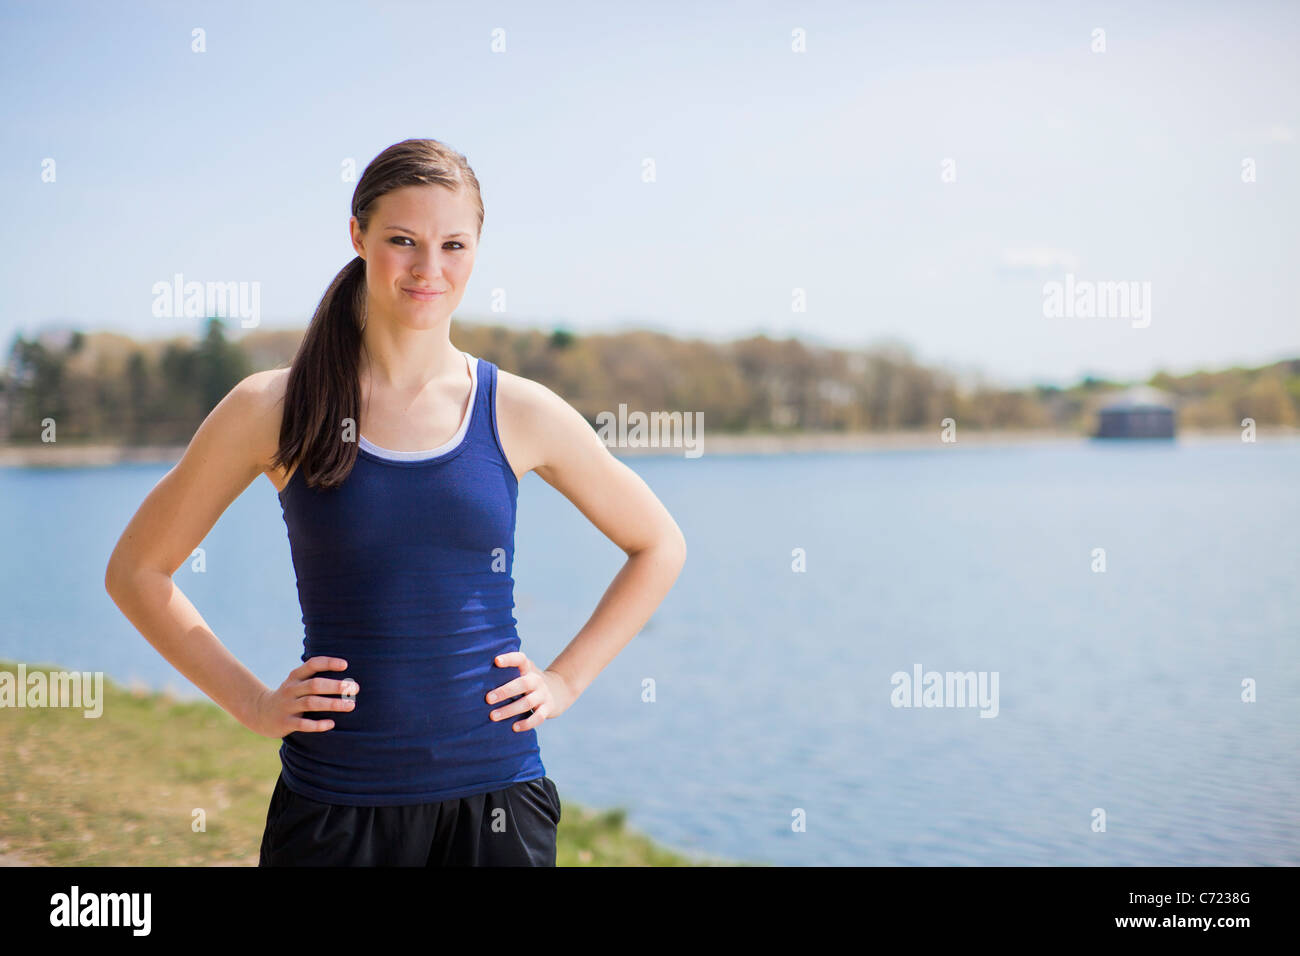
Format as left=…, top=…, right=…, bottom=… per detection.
left=2, top=317, right=1297, bottom=444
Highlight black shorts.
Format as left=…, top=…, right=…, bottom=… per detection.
left=258, top=772, right=562, bottom=867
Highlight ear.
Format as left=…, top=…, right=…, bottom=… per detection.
left=349, top=216, right=365, bottom=257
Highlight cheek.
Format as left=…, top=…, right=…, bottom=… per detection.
left=450, top=258, right=474, bottom=284
left=366, top=250, right=395, bottom=281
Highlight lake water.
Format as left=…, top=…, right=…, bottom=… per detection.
left=3, top=437, right=1297, bottom=865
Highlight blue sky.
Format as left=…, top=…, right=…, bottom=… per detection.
left=2, top=0, right=1296, bottom=387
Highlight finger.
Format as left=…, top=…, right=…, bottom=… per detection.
left=288, top=716, right=337, bottom=733
left=493, top=652, right=528, bottom=671
left=488, top=695, right=535, bottom=722
left=298, top=676, right=359, bottom=697
left=291, top=657, right=348, bottom=681
left=294, top=656, right=349, bottom=679
left=291, top=695, right=356, bottom=714
left=511, top=701, right=549, bottom=732
left=485, top=672, right=535, bottom=704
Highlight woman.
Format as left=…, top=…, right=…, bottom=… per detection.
left=104, top=138, right=687, bottom=866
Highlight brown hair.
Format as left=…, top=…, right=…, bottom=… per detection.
left=272, top=139, right=484, bottom=490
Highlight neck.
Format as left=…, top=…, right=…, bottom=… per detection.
left=358, top=318, right=462, bottom=392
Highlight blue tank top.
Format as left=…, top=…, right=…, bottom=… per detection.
left=275, top=351, right=545, bottom=806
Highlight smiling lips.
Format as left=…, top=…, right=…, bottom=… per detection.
left=404, top=287, right=445, bottom=300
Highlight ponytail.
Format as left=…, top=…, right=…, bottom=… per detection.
left=272, top=255, right=366, bottom=490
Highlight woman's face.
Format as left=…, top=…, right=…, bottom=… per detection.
left=351, top=184, right=479, bottom=329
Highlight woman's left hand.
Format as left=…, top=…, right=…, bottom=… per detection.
left=486, top=652, right=576, bottom=731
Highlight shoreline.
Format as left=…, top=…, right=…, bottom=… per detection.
left=2, top=427, right=1295, bottom=467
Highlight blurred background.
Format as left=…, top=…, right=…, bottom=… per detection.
left=1, top=0, right=1297, bottom=866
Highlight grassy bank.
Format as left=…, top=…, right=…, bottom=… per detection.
left=0, top=659, right=738, bottom=866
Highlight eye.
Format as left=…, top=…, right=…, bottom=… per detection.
left=388, top=237, right=466, bottom=250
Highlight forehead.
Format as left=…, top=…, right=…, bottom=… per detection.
left=376, top=184, right=475, bottom=219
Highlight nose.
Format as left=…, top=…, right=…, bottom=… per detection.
left=411, top=249, right=443, bottom=283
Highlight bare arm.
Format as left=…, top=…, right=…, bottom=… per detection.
left=500, top=375, right=688, bottom=708
left=104, top=370, right=353, bottom=737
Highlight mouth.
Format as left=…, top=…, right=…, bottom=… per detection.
left=403, top=287, right=445, bottom=301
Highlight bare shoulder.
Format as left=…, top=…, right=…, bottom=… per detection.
left=494, top=366, right=557, bottom=421
left=239, top=365, right=291, bottom=407
left=494, top=367, right=606, bottom=482
left=230, top=367, right=291, bottom=480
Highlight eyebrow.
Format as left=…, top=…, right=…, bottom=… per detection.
left=383, top=225, right=471, bottom=239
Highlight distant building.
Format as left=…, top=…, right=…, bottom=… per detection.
left=1094, top=386, right=1176, bottom=439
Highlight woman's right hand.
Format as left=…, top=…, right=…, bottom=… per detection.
left=249, top=656, right=358, bottom=739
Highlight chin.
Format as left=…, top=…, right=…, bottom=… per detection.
left=396, top=309, right=449, bottom=330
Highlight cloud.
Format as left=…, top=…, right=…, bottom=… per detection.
left=998, top=246, right=1082, bottom=276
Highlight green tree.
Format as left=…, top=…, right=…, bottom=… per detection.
left=196, top=317, right=249, bottom=413
left=8, top=336, right=68, bottom=439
